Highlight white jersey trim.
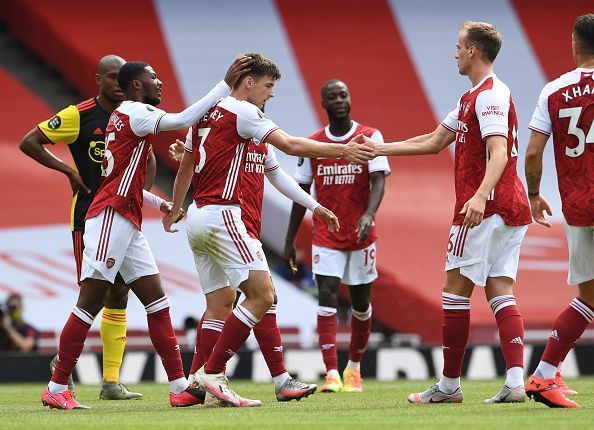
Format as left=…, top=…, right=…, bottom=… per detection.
left=324, top=121, right=359, bottom=142
left=222, top=141, right=245, bottom=200
left=117, top=140, right=145, bottom=197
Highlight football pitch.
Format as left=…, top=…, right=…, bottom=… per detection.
left=1, top=379, right=592, bottom=430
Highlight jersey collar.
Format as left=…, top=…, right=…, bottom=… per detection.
left=324, top=121, right=359, bottom=142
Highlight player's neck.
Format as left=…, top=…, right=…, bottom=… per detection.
left=328, top=117, right=352, bottom=137
left=96, top=94, right=120, bottom=113
left=577, top=56, right=594, bottom=69
left=468, top=64, right=494, bottom=88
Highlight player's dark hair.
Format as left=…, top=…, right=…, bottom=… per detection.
left=574, top=14, right=594, bottom=56
left=460, top=21, right=502, bottom=63
left=117, top=61, right=150, bottom=93
left=235, top=52, right=281, bottom=88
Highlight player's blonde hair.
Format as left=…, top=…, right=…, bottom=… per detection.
left=459, top=21, right=502, bottom=63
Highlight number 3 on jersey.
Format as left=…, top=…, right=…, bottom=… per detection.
left=560, top=107, right=594, bottom=157
left=195, top=128, right=211, bottom=173
left=102, top=132, right=115, bottom=177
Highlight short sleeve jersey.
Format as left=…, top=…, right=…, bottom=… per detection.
left=36, top=98, right=110, bottom=230
left=529, top=67, right=594, bottom=226
left=86, top=100, right=165, bottom=229
left=441, top=74, right=531, bottom=226
left=294, top=121, right=391, bottom=251
left=185, top=96, right=278, bottom=208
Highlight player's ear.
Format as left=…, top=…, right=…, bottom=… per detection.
left=95, top=73, right=101, bottom=87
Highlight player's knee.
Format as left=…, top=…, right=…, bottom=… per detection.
left=318, top=289, right=338, bottom=308
left=351, top=300, right=370, bottom=313
left=76, top=299, right=103, bottom=318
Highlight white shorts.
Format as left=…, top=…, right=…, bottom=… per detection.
left=444, top=214, right=527, bottom=287
left=80, top=207, right=159, bottom=284
left=186, top=203, right=269, bottom=293
left=564, top=222, right=594, bottom=285
left=311, top=242, right=378, bottom=285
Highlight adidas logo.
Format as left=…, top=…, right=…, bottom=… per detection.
left=510, top=337, right=523, bottom=345
left=226, top=349, right=236, bottom=357
left=321, top=343, right=335, bottom=351
left=273, top=346, right=284, bottom=353
left=175, top=345, right=180, bottom=351
left=550, top=329, right=559, bottom=341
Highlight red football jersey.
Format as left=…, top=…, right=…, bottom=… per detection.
left=86, top=101, right=164, bottom=229
left=241, top=142, right=280, bottom=239
left=529, top=67, right=594, bottom=226
left=441, top=74, right=531, bottom=226
left=294, top=122, right=391, bottom=251
left=186, top=97, right=278, bottom=208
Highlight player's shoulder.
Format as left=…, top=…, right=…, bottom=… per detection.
left=307, top=127, right=327, bottom=141
left=116, top=100, right=163, bottom=118
left=75, top=98, right=97, bottom=112
left=354, top=122, right=379, bottom=137
left=218, top=96, right=262, bottom=119
left=475, top=75, right=510, bottom=104
left=541, top=68, right=584, bottom=99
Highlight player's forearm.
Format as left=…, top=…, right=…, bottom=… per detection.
left=142, top=189, right=165, bottom=211
left=377, top=128, right=452, bottom=156
left=274, top=132, right=348, bottom=158
left=19, top=130, right=75, bottom=176
left=157, top=80, right=230, bottom=132
left=266, top=167, right=319, bottom=212
left=524, top=131, right=548, bottom=196
left=171, top=155, right=193, bottom=216
left=365, top=172, right=386, bottom=217
left=284, top=183, right=311, bottom=244
left=475, top=148, right=507, bottom=199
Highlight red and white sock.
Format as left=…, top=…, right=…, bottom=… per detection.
left=349, top=305, right=372, bottom=367
left=200, top=318, right=225, bottom=363
left=317, top=306, right=338, bottom=373
left=189, top=315, right=205, bottom=376
left=536, top=298, right=594, bottom=379
left=205, top=304, right=258, bottom=374
left=145, top=297, right=187, bottom=393
left=439, top=292, right=470, bottom=393
left=49, top=307, right=94, bottom=393
left=253, top=304, right=288, bottom=380
left=489, top=295, right=524, bottom=387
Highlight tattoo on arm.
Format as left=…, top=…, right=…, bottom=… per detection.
left=526, top=170, right=541, bottom=194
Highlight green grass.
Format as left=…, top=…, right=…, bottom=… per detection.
left=1, top=379, right=593, bottom=429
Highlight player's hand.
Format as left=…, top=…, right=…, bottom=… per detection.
left=356, top=212, right=374, bottom=242
left=67, top=170, right=91, bottom=195
left=283, top=242, right=298, bottom=275
left=169, top=139, right=184, bottom=163
left=314, top=205, right=340, bottom=233
left=529, top=194, right=552, bottom=228
left=343, top=134, right=375, bottom=164
left=460, top=193, right=486, bottom=228
left=224, top=55, right=253, bottom=88
left=161, top=203, right=184, bottom=233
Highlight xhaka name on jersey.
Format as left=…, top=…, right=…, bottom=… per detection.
left=317, top=163, right=363, bottom=186
left=561, top=81, right=593, bottom=103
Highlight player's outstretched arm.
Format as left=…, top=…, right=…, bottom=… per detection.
left=163, top=150, right=193, bottom=233
left=525, top=130, right=552, bottom=227
left=459, top=135, right=508, bottom=228
left=265, top=165, right=319, bottom=212
left=19, top=129, right=90, bottom=195
left=356, top=125, right=455, bottom=156
left=266, top=129, right=374, bottom=164
left=283, top=181, right=312, bottom=275
left=157, top=56, right=252, bottom=133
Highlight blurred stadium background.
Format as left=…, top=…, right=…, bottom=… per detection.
left=0, top=0, right=592, bottom=384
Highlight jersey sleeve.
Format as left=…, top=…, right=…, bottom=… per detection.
left=367, top=130, right=391, bottom=176
left=475, top=88, right=509, bottom=139
left=36, top=105, right=80, bottom=145
left=528, top=84, right=554, bottom=135
left=441, top=99, right=460, bottom=132
left=129, top=103, right=167, bottom=137
left=184, top=127, right=194, bottom=152
left=236, top=104, right=279, bottom=141
left=294, top=156, right=314, bottom=184
left=264, top=145, right=280, bottom=172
